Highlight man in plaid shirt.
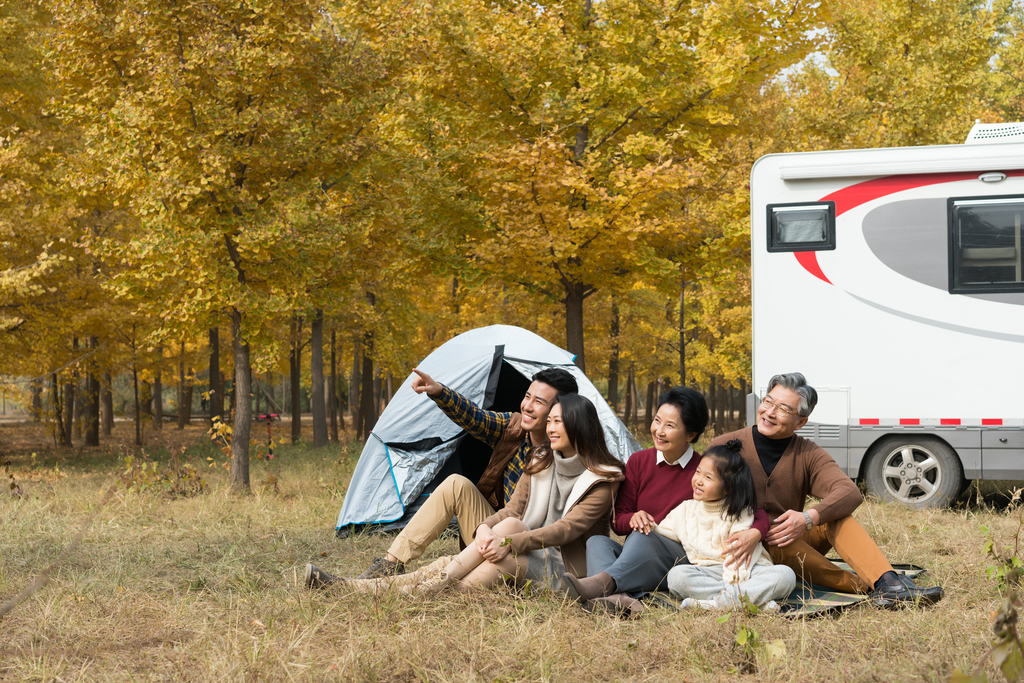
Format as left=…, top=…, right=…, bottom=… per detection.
left=342, top=366, right=579, bottom=582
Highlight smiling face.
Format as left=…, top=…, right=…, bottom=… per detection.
left=756, top=386, right=809, bottom=439
left=692, top=456, right=726, bottom=503
left=545, top=403, right=576, bottom=458
left=521, top=381, right=559, bottom=436
left=650, top=403, right=697, bottom=463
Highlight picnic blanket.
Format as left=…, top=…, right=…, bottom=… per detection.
left=778, top=562, right=926, bottom=617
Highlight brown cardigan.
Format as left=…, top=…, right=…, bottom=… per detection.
left=478, top=466, right=622, bottom=578
left=710, top=428, right=862, bottom=524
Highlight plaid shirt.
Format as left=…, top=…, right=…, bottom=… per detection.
left=431, top=385, right=533, bottom=505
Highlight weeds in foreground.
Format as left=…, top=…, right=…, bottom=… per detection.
left=119, top=446, right=206, bottom=497
left=953, top=490, right=1024, bottom=683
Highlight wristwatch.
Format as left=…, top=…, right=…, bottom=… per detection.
left=803, top=511, right=814, bottom=530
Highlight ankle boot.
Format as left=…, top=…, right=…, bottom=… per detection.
left=560, top=571, right=616, bottom=601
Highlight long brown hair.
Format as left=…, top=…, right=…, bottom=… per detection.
left=525, top=394, right=624, bottom=477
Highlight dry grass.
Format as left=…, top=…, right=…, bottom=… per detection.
left=0, top=420, right=1019, bottom=682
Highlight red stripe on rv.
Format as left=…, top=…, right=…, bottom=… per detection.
left=983, top=419, right=1003, bottom=425
left=900, top=418, right=920, bottom=425
left=794, top=251, right=833, bottom=284
left=795, top=170, right=1024, bottom=285
left=860, top=419, right=879, bottom=425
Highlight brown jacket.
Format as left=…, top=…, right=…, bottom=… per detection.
left=479, top=463, right=622, bottom=577
left=711, top=428, right=862, bottom=524
left=476, top=413, right=528, bottom=509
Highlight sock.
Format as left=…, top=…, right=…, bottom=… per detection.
left=874, top=570, right=902, bottom=589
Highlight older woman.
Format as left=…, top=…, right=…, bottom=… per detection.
left=561, top=387, right=770, bottom=617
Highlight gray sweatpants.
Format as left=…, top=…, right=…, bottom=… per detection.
left=587, top=531, right=688, bottom=597
left=666, top=563, right=796, bottom=609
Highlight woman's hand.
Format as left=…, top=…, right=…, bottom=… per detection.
left=475, top=523, right=512, bottom=562
left=629, top=510, right=656, bottom=535
left=722, top=528, right=762, bottom=569
left=765, top=509, right=818, bottom=547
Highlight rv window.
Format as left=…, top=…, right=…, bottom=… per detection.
left=767, top=202, right=836, bottom=252
left=949, top=196, right=1024, bottom=293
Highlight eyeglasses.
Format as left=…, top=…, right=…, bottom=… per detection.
left=761, top=395, right=799, bottom=417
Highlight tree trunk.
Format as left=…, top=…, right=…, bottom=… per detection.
left=740, top=378, right=749, bottom=426
left=330, top=330, right=339, bottom=442
left=152, top=352, right=163, bottom=431
left=563, top=279, right=587, bottom=373
left=229, top=308, right=252, bottom=492
left=359, top=342, right=376, bottom=440
left=678, top=274, right=686, bottom=385
left=52, top=372, right=66, bottom=446
left=84, top=337, right=100, bottom=446
left=132, top=363, right=142, bottom=446
left=62, top=369, right=75, bottom=447
left=608, top=300, right=619, bottom=411
left=30, top=379, right=42, bottom=422
left=716, top=380, right=727, bottom=432
left=102, top=372, right=113, bottom=435
left=708, top=377, right=718, bottom=436
left=178, top=342, right=193, bottom=428
left=350, top=340, right=361, bottom=432
left=209, top=327, right=223, bottom=425
left=644, top=381, right=655, bottom=431
left=290, top=315, right=302, bottom=443
left=310, top=309, right=328, bottom=447
left=623, top=363, right=634, bottom=427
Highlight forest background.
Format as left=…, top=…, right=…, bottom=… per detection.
left=3, top=0, right=1024, bottom=491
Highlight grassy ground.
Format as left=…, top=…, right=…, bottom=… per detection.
left=0, top=420, right=1020, bottom=682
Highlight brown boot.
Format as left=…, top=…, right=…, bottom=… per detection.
left=560, top=571, right=616, bottom=601
left=585, top=593, right=645, bottom=620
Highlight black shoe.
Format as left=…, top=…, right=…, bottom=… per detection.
left=870, top=575, right=943, bottom=607
left=356, top=556, right=406, bottom=580
left=305, top=563, right=342, bottom=590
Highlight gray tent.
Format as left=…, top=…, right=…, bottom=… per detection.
left=335, top=325, right=641, bottom=536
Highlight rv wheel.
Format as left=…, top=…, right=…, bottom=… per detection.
left=864, top=437, right=963, bottom=509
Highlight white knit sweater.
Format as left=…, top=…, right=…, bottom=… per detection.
left=654, top=499, right=772, bottom=584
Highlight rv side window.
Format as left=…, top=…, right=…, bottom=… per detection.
left=949, top=196, right=1024, bottom=294
left=766, top=202, right=836, bottom=252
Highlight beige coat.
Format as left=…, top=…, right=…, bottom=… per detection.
left=478, top=458, right=622, bottom=577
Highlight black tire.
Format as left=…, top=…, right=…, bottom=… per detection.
left=864, top=436, right=963, bottom=509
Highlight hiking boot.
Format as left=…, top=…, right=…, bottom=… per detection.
left=305, top=563, right=342, bottom=590
left=357, top=556, right=406, bottom=580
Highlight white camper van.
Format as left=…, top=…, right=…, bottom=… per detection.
left=749, top=122, right=1024, bottom=509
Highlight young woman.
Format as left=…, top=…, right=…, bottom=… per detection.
left=562, top=387, right=770, bottom=618
left=317, top=393, right=624, bottom=594
left=656, top=440, right=796, bottom=609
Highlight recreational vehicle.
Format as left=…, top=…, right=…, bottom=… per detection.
left=749, top=122, right=1024, bottom=509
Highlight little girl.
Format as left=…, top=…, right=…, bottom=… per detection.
left=654, top=439, right=796, bottom=610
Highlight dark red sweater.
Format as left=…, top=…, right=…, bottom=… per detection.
left=613, top=448, right=770, bottom=538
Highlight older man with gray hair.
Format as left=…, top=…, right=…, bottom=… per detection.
left=710, top=372, right=943, bottom=607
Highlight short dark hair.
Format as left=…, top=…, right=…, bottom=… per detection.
left=657, top=387, right=709, bottom=441
left=531, top=367, right=578, bottom=397
left=702, top=439, right=757, bottom=520
left=525, top=393, right=623, bottom=477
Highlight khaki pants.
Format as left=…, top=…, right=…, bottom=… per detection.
left=388, top=474, right=496, bottom=564
left=768, top=515, right=893, bottom=593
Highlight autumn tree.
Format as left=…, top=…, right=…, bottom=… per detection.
left=47, top=0, right=399, bottom=489
left=386, top=0, right=823, bottom=371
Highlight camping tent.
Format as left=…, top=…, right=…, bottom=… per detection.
left=336, top=325, right=642, bottom=536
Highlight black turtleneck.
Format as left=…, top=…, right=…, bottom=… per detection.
left=751, top=425, right=793, bottom=478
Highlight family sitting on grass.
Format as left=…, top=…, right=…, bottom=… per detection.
left=305, top=370, right=943, bottom=615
